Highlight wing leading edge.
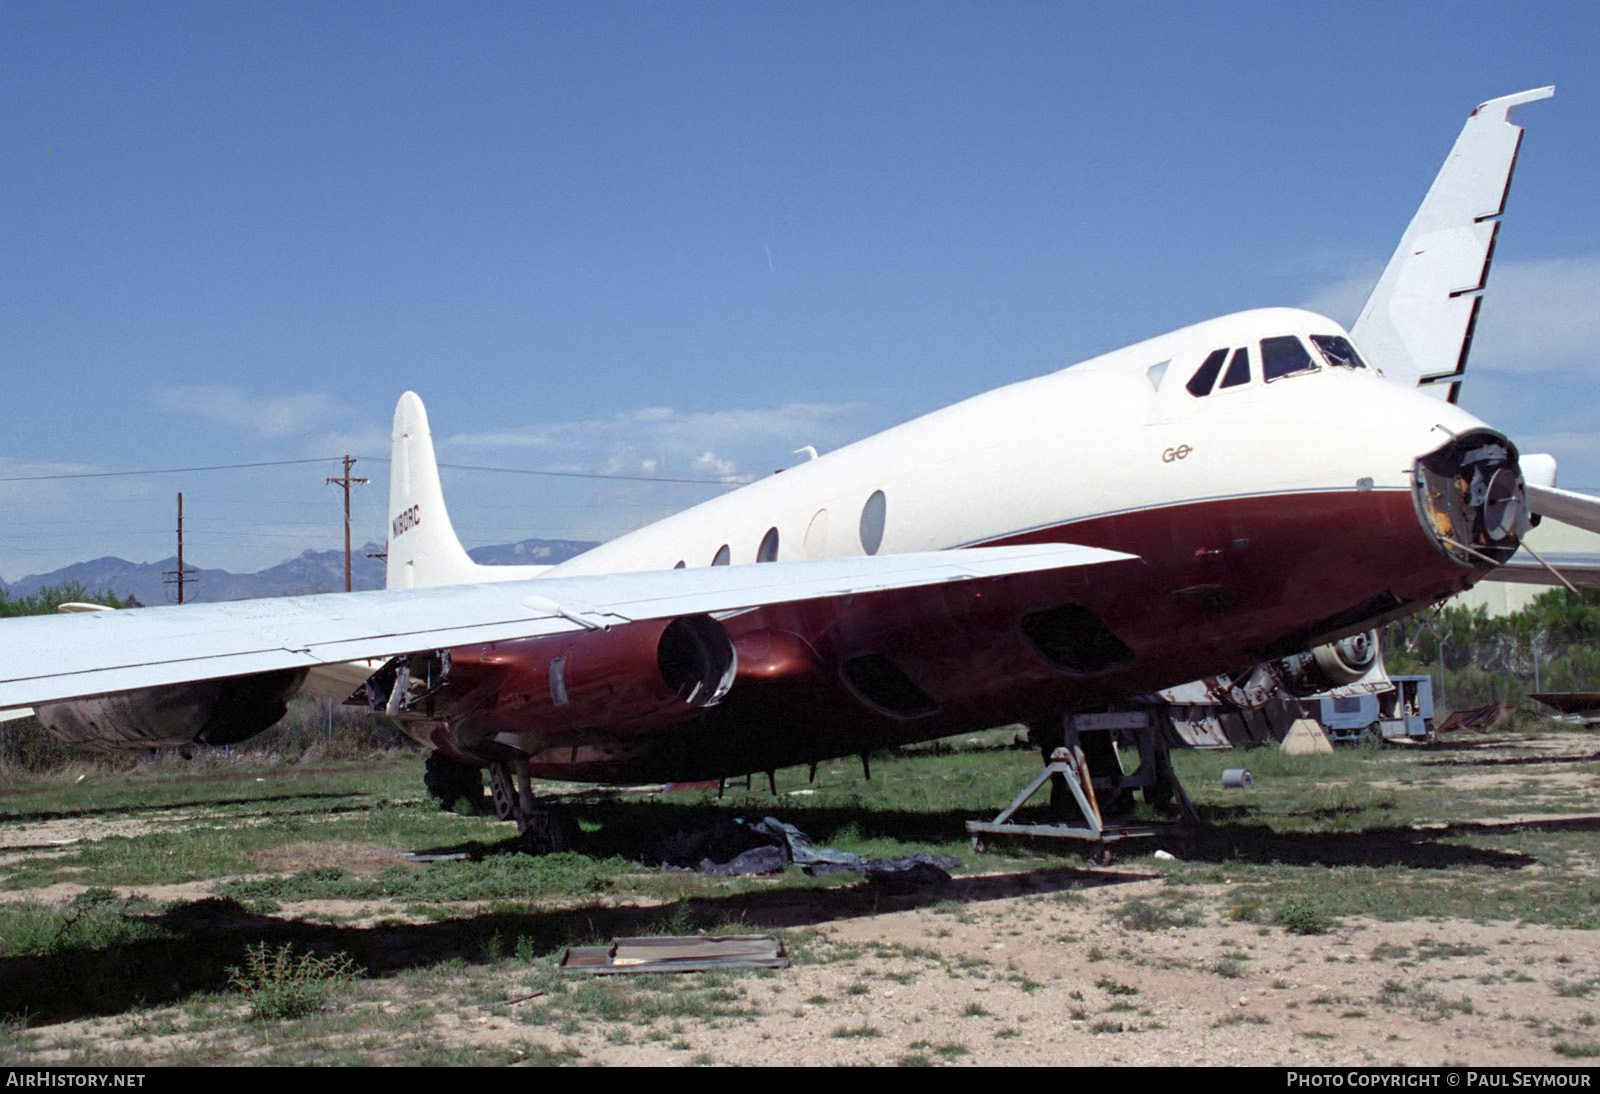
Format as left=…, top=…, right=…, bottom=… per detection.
left=0, top=543, right=1134, bottom=709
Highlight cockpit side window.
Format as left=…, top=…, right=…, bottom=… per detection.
left=1219, top=347, right=1251, bottom=389
left=1185, top=348, right=1229, bottom=397
left=1309, top=334, right=1367, bottom=370
left=1261, top=336, right=1317, bottom=381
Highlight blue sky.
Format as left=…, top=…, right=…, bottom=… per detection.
left=3, top=2, right=1597, bottom=583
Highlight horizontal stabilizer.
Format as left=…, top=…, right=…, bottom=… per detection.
left=1527, top=484, right=1600, bottom=537
left=1353, top=87, right=1553, bottom=402
left=0, top=543, right=1135, bottom=709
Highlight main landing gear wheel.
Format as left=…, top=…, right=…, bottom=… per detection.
left=488, top=762, right=518, bottom=822
left=423, top=751, right=484, bottom=810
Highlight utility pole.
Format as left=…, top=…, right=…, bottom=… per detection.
left=162, top=492, right=198, bottom=603
left=326, top=455, right=369, bottom=592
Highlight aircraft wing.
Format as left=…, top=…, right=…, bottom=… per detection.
left=0, top=543, right=1133, bottom=709
left=1526, top=484, right=1600, bottom=537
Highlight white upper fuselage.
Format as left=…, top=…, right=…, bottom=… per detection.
left=545, top=307, right=1497, bottom=578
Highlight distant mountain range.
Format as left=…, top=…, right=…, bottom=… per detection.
left=0, top=538, right=598, bottom=606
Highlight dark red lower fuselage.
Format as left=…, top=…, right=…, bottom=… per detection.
left=425, top=488, right=1474, bottom=782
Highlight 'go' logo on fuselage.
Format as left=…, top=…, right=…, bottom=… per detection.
left=1162, top=444, right=1193, bottom=463
left=392, top=505, right=421, bottom=538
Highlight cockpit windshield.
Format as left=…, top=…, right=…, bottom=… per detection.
left=1186, top=333, right=1346, bottom=397
left=1261, top=336, right=1316, bottom=381
left=1309, top=334, right=1368, bottom=370
left=1219, top=347, right=1251, bottom=388
left=1185, top=349, right=1228, bottom=397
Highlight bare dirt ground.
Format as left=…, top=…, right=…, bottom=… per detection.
left=6, top=733, right=1600, bottom=1066
left=15, top=867, right=1600, bottom=1066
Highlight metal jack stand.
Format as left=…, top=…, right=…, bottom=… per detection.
left=966, top=711, right=1200, bottom=857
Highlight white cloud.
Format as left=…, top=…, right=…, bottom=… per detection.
left=691, top=451, right=744, bottom=482
left=1468, top=257, right=1600, bottom=373
left=151, top=385, right=345, bottom=439
left=1297, top=260, right=1382, bottom=328
left=303, top=424, right=392, bottom=463
left=1299, top=255, right=1600, bottom=374
left=452, top=403, right=852, bottom=450
left=446, top=402, right=860, bottom=484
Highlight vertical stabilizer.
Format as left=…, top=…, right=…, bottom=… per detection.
left=386, top=392, right=551, bottom=588
left=387, top=392, right=480, bottom=589
left=1353, top=87, right=1553, bottom=402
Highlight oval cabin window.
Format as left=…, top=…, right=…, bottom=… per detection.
left=859, top=490, right=887, bottom=555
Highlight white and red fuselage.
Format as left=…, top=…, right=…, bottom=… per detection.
left=419, top=307, right=1522, bottom=781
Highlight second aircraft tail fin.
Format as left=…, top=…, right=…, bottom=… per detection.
left=386, top=392, right=549, bottom=589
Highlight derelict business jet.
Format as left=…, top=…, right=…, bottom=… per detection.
left=3, top=88, right=1593, bottom=838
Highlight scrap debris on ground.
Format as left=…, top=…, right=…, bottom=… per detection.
left=643, top=815, right=961, bottom=882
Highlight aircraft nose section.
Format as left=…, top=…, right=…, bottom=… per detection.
left=1413, top=429, right=1527, bottom=568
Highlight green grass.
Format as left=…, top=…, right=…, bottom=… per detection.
left=5, top=719, right=1600, bottom=1063
left=1555, top=1042, right=1600, bottom=1059
left=1553, top=978, right=1599, bottom=999
left=1116, top=895, right=1202, bottom=931
left=1275, top=895, right=1337, bottom=935
left=1211, top=955, right=1248, bottom=978
left=227, top=943, right=362, bottom=1020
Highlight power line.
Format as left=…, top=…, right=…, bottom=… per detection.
left=0, top=457, right=341, bottom=482
left=2, top=455, right=747, bottom=488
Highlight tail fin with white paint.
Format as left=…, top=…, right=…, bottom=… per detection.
left=386, top=392, right=549, bottom=589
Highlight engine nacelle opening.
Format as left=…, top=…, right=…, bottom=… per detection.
left=1274, top=630, right=1380, bottom=696
left=426, top=614, right=738, bottom=753
left=34, top=668, right=310, bottom=753
left=657, top=614, right=738, bottom=708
